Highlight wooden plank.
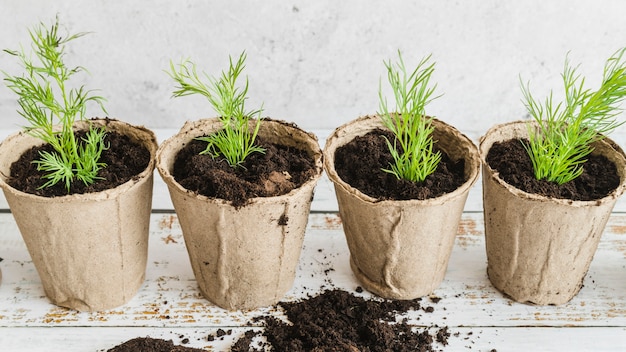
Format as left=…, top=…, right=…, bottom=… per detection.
left=1, top=212, right=625, bottom=330
left=0, top=326, right=623, bottom=351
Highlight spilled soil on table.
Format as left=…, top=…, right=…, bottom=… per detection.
left=334, top=129, right=466, bottom=201
left=105, top=337, right=204, bottom=352
left=231, top=289, right=449, bottom=352
left=105, top=289, right=449, bottom=352
left=486, top=138, right=620, bottom=200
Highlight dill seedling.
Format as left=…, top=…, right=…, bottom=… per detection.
left=2, top=17, right=107, bottom=192
left=167, top=51, right=264, bottom=168
left=378, top=51, right=442, bottom=182
left=521, top=48, right=626, bottom=185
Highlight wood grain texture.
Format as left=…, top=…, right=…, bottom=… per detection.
left=1, top=212, right=625, bottom=351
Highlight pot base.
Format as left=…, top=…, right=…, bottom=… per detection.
left=487, top=267, right=585, bottom=306
left=350, top=256, right=435, bottom=300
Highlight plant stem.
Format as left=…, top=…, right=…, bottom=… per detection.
left=3, top=17, right=108, bottom=191
left=521, top=48, right=626, bottom=185
left=379, top=50, right=441, bottom=182
left=167, top=51, right=264, bottom=168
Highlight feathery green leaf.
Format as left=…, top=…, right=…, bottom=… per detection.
left=2, top=16, right=107, bottom=191
left=521, top=48, right=626, bottom=185
left=378, top=51, right=442, bottom=182
left=166, top=51, right=264, bottom=168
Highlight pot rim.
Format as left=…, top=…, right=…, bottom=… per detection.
left=479, top=120, right=626, bottom=205
left=156, top=117, right=324, bottom=206
left=0, top=118, right=158, bottom=202
left=323, top=114, right=481, bottom=206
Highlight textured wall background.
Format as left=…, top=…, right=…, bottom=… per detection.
left=0, top=0, right=625, bottom=137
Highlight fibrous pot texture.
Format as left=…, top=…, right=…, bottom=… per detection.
left=157, top=118, right=323, bottom=310
left=480, top=121, right=626, bottom=305
left=0, top=119, right=158, bottom=311
left=324, top=115, right=480, bottom=299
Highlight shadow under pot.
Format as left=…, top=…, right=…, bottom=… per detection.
left=480, top=121, right=626, bottom=305
left=156, top=118, right=323, bottom=311
left=0, top=119, right=158, bottom=311
left=323, top=114, right=480, bottom=300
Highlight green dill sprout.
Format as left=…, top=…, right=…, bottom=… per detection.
left=2, top=16, right=108, bottom=192
left=521, top=48, right=626, bottom=185
left=167, top=51, right=264, bottom=168
left=378, top=50, right=442, bottom=182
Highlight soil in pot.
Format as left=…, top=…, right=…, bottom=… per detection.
left=9, top=128, right=151, bottom=196
left=486, top=139, right=620, bottom=200
left=232, top=289, right=450, bottom=352
left=334, top=129, right=466, bottom=200
left=173, top=135, right=317, bottom=207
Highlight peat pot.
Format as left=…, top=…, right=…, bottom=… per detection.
left=157, top=118, right=323, bottom=310
left=480, top=121, right=626, bottom=305
left=0, top=119, right=158, bottom=311
left=324, top=115, right=480, bottom=300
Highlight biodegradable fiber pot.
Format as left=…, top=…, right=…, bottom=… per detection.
left=480, top=121, right=626, bottom=305
left=156, top=118, right=323, bottom=310
left=0, top=119, right=158, bottom=311
left=324, top=115, right=480, bottom=300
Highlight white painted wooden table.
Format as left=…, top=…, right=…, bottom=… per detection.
left=1, top=128, right=626, bottom=351
left=1, top=211, right=625, bottom=351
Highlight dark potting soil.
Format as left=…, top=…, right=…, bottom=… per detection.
left=9, top=130, right=150, bottom=197
left=486, top=138, right=620, bottom=201
left=334, top=129, right=466, bottom=201
left=232, top=289, right=449, bottom=352
left=106, top=337, right=205, bottom=352
left=335, top=129, right=466, bottom=200
left=173, top=135, right=317, bottom=207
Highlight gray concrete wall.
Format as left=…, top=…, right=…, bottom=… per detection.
left=1, top=0, right=624, bottom=136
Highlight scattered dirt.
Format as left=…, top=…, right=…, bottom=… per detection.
left=232, top=289, right=449, bottom=352
left=173, top=135, right=317, bottom=207
left=207, top=328, right=233, bottom=342
left=230, top=330, right=259, bottom=351
left=486, top=138, right=620, bottom=201
left=9, top=129, right=151, bottom=197
left=334, top=129, right=466, bottom=200
left=105, top=337, right=204, bottom=352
